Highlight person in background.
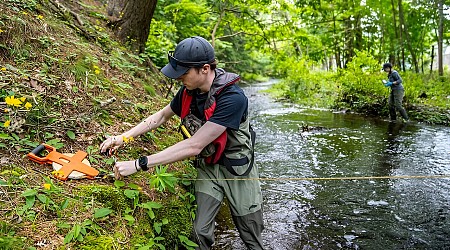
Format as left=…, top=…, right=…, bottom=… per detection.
left=99, top=36, right=264, bottom=250
left=383, top=63, right=409, bottom=121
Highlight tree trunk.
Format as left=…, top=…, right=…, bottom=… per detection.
left=430, top=45, right=435, bottom=74
left=438, top=0, right=444, bottom=76
left=107, top=0, right=157, bottom=54
left=398, top=0, right=419, bottom=72
left=390, top=0, right=399, bottom=67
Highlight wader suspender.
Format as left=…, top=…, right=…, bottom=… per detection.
left=220, top=125, right=256, bottom=176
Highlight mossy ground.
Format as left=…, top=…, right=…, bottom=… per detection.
left=0, top=0, right=197, bottom=249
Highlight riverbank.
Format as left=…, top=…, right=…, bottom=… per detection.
left=267, top=51, right=450, bottom=126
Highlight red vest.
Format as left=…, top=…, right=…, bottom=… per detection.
left=180, top=69, right=240, bottom=164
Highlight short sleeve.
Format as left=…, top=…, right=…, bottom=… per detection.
left=208, top=85, right=248, bottom=130
left=170, top=87, right=184, bottom=117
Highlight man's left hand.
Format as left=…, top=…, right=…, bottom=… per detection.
left=384, top=81, right=393, bottom=87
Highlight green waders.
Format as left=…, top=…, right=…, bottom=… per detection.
left=388, top=89, right=409, bottom=121
left=193, top=160, right=264, bottom=250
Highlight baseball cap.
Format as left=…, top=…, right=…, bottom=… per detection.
left=161, top=36, right=215, bottom=79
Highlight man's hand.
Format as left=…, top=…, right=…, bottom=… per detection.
left=99, top=135, right=124, bottom=155
left=115, top=160, right=140, bottom=176
left=384, top=81, right=393, bottom=87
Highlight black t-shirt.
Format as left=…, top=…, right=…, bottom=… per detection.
left=170, top=84, right=248, bottom=130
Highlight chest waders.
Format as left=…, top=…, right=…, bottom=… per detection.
left=183, top=69, right=265, bottom=250
left=180, top=69, right=255, bottom=176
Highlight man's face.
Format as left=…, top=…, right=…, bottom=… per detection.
left=383, top=67, right=390, bottom=73
left=176, top=65, right=208, bottom=90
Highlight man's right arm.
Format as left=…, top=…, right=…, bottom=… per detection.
left=122, top=104, right=175, bottom=139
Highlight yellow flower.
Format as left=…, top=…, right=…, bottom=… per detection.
left=4, top=108, right=10, bottom=113
left=122, top=136, right=134, bottom=143
left=5, top=96, right=22, bottom=107
left=19, top=97, right=26, bottom=102
left=94, top=69, right=100, bottom=75
left=21, top=11, right=28, bottom=15
left=3, top=120, right=10, bottom=127
left=0, top=67, right=6, bottom=71
left=24, top=102, right=32, bottom=109
left=0, top=29, right=4, bottom=34
left=51, top=170, right=65, bottom=177
left=43, top=183, right=51, bottom=190
left=36, top=15, right=44, bottom=20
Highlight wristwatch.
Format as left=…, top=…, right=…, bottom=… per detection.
left=138, top=156, right=149, bottom=171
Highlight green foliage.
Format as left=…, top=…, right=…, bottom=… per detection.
left=335, top=50, right=387, bottom=114
left=271, top=49, right=450, bottom=124
left=0, top=222, right=25, bottom=249
left=268, top=55, right=338, bottom=107
left=150, top=166, right=178, bottom=193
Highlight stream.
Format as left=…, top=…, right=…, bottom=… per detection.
left=214, top=80, right=450, bottom=250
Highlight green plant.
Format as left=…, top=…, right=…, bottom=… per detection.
left=178, top=235, right=198, bottom=250
left=150, top=166, right=178, bottom=193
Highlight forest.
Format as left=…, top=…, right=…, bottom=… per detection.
left=0, top=0, right=449, bottom=249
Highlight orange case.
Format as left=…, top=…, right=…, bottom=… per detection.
left=27, top=144, right=99, bottom=180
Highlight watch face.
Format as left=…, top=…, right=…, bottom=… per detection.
left=139, top=156, right=148, bottom=170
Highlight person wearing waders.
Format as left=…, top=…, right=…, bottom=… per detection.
left=382, top=63, right=409, bottom=122
left=99, top=36, right=264, bottom=250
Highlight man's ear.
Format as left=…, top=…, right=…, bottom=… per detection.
left=202, top=64, right=210, bottom=73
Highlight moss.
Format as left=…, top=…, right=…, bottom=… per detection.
left=78, top=234, right=121, bottom=250
left=155, top=196, right=194, bottom=247
left=76, top=184, right=131, bottom=212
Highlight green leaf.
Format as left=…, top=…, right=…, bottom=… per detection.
left=154, top=222, right=162, bottom=234
left=114, top=180, right=125, bottom=188
left=0, top=180, right=7, bottom=186
left=123, top=214, right=135, bottom=225
left=60, top=199, right=69, bottom=210
left=0, top=133, right=11, bottom=139
left=21, top=189, right=37, bottom=197
left=128, top=183, right=139, bottom=190
left=64, top=231, right=74, bottom=244
left=178, top=235, right=198, bottom=247
left=73, top=224, right=81, bottom=238
left=36, top=194, right=49, bottom=204
left=94, top=208, right=112, bottom=219
left=124, top=189, right=139, bottom=199
left=67, top=130, right=76, bottom=140
left=139, top=201, right=163, bottom=210
left=57, top=222, right=71, bottom=229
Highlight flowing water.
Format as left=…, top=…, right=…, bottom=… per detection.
left=214, top=80, right=450, bottom=250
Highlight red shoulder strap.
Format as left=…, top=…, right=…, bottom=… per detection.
left=181, top=88, right=192, bottom=119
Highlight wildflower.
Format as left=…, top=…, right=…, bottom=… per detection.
left=4, top=108, right=10, bottom=113
left=1, top=67, right=5, bottom=71
left=122, top=136, right=134, bottom=143
left=93, top=65, right=100, bottom=75
left=36, top=15, right=44, bottom=20
left=43, top=183, right=51, bottom=190
left=24, top=102, right=32, bottom=109
left=5, top=96, right=22, bottom=107
left=21, top=11, right=28, bottom=15
left=51, top=170, right=65, bottom=177
left=3, top=120, right=10, bottom=127
left=0, top=29, right=4, bottom=34
left=19, top=97, right=26, bottom=102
